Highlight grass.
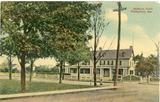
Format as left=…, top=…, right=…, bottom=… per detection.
left=0, top=79, right=92, bottom=94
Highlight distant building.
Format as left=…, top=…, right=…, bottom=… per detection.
left=65, top=46, right=135, bottom=81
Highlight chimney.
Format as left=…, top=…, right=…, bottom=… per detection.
left=99, top=47, right=102, bottom=51
left=129, top=46, right=133, bottom=49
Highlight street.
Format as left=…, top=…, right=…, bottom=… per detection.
left=0, top=82, right=159, bottom=102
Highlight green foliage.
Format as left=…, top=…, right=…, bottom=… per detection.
left=34, top=66, right=51, bottom=73
left=34, top=66, right=59, bottom=74
left=134, top=54, right=158, bottom=77
left=150, top=77, right=160, bottom=81
left=1, top=2, right=102, bottom=88
left=0, top=62, right=18, bottom=72
left=0, top=79, right=92, bottom=94
left=123, top=75, right=140, bottom=81
left=1, top=1, right=99, bottom=63
left=0, top=67, right=8, bottom=72
left=67, top=43, right=91, bottom=65
left=0, top=67, right=18, bottom=73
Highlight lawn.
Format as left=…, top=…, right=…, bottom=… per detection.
left=0, top=79, right=92, bottom=94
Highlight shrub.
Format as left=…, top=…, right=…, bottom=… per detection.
left=0, top=67, right=18, bottom=73
left=34, top=66, right=60, bottom=74
left=150, top=77, right=160, bottom=81
left=123, top=75, right=140, bottom=81
left=35, top=66, right=51, bottom=73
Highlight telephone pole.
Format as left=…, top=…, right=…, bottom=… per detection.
left=113, top=2, right=126, bottom=86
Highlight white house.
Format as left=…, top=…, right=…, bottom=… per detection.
left=65, top=46, right=135, bottom=81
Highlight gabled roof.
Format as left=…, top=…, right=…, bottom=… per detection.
left=93, top=46, right=134, bottom=60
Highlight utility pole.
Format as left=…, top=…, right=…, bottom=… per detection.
left=113, top=2, right=126, bottom=86
left=155, top=42, right=160, bottom=77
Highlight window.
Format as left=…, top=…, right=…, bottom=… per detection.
left=118, top=69, right=123, bottom=75
left=119, top=61, right=122, bottom=65
left=96, top=69, right=100, bottom=74
left=111, top=60, right=114, bottom=65
left=130, top=70, right=133, bottom=75
left=100, top=60, right=105, bottom=65
left=70, top=68, right=77, bottom=73
left=80, top=68, right=90, bottom=74
left=107, top=61, right=110, bottom=65
left=104, top=69, right=110, bottom=77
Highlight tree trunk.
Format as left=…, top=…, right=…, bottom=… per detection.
left=77, top=62, right=80, bottom=81
left=20, top=52, right=26, bottom=92
left=8, top=54, right=12, bottom=80
left=29, top=59, right=34, bottom=82
left=62, top=62, right=65, bottom=80
left=93, top=59, right=97, bottom=86
left=93, top=19, right=97, bottom=86
left=59, top=60, right=63, bottom=84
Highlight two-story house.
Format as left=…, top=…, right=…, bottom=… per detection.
left=65, top=46, right=135, bottom=81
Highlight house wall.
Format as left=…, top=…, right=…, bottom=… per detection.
left=65, top=55, right=135, bottom=81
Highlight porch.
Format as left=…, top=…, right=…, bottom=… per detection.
left=68, top=67, right=129, bottom=81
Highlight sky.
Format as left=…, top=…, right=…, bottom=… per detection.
left=89, top=1, right=160, bottom=56
left=0, top=1, right=160, bottom=67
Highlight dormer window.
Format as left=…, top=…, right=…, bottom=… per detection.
left=82, top=61, right=90, bottom=65
left=100, top=60, right=105, bottom=65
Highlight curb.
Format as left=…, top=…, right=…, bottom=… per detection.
left=0, top=86, right=119, bottom=100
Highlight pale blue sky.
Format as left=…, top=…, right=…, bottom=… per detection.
left=91, top=2, right=160, bottom=56
left=102, top=2, right=160, bottom=37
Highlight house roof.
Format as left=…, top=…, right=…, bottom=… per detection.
left=94, top=46, right=134, bottom=60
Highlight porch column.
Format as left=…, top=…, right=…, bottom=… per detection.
left=100, top=68, right=103, bottom=78
left=109, top=68, right=112, bottom=79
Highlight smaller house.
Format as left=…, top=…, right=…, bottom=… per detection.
left=65, top=46, right=135, bottom=81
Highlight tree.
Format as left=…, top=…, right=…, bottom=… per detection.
left=26, top=50, right=40, bottom=82
left=135, top=54, right=158, bottom=77
left=67, top=43, right=91, bottom=80
left=1, top=2, right=100, bottom=91
left=90, top=3, right=109, bottom=86
left=0, top=35, right=15, bottom=80
left=1, top=2, right=51, bottom=92
left=44, top=2, right=98, bottom=84
left=146, top=54, right=158, bottom=76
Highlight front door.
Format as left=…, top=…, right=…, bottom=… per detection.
left=104, top=68, right=110, bottom=77
left=119, top=69, right=123, bottom=75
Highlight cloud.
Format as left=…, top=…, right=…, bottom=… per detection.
left=154, top=32, right=160, bottom=42
left=88, top=25, right=157, bottom=57
left=128, top=25, right=156, bottom=56
left=105, top=9, right=128, bottom=23
left=129, top=25, right=148, bottom=38
left=88, top=34, right=116, bottom=50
